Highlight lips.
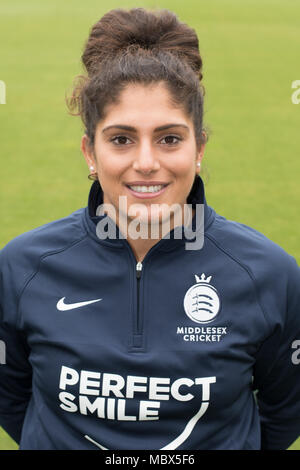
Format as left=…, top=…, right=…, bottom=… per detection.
left=125, top=182, right=169, bottom=199
left=125, top=181, right=169, bottom=186
left=127, top=184, right=166, bottom=193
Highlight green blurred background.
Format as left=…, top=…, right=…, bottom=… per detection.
left=0, top=0, right=299, bottom=450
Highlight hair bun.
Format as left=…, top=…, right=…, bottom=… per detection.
left=82, top=8, right=203, bottom=81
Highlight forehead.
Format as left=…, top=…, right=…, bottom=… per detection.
left=99, top=82, right=191, bottom=129
left=115, top=81, right=175, bottom=106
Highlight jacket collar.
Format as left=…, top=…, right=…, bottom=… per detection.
left=83, top=175, right=215, bottom=251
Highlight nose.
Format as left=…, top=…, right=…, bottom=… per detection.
left=132, top=140, right=160, bottom=174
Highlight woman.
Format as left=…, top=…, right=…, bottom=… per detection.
left=0, top=7, right=299, bottom=450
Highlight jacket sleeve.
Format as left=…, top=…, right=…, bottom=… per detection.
left=253, top=255, right=300, bottom=450
left=0, top=247, right=32, bottom=445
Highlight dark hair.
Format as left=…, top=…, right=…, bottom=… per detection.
left=67, top=7, right=207, bottom=163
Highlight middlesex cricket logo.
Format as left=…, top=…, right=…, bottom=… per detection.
left=183, top=274, right=221, bottom=324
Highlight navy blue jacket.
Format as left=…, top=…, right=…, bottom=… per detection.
left=0, top=175, right=299, bottom=450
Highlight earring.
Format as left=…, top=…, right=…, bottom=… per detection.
left=196, top=162, right=201, bottom=169
left=88, top=164, right=98, bottom=181
left=88, top=171, right=98, bottom=181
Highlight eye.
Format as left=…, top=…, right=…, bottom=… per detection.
left=109, top=134, right=182, bottom=146
left=160, top=135, right=182, bottom=145
left=110, top=135, right=132, bottom=146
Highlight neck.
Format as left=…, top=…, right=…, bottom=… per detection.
left=111, top=206, right=195, bottom=263
left=126, top=234, right=161, bottom=263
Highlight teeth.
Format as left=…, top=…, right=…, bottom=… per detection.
left=129, top=185, right=165, bottom=193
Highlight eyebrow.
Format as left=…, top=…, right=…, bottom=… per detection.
left=102, top=124, right=189, bottom=134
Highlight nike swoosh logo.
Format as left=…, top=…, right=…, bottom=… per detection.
left=56, top=297, right=102, bottom=311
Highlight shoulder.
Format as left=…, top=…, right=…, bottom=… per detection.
left=0, top=208, right=88, bottom=323
left=1, top=208, right=87, bottom=260
left=207, top=211, right=297, bottom=273
left=207, top=211, right=300, bottom=327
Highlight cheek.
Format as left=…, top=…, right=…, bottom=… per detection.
left=171, top=161, right=196, bottom=185
left=167, top=146, right=196, bottom=174
left=97, top=154, right=127, bottom=179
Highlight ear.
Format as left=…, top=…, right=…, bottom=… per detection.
left=195, top=131, right=206, bottom=171
left=81, top=134, right=96, bottom=170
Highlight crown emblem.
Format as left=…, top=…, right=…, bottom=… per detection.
left=195, top=273, right=212, bottom=284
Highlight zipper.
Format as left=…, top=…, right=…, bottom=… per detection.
left=136, top=261, right=143, bottom=282
left=136, top=261, right=143, bottom=331
left=124, top=239, right=162, bottom=351
left=132, top=261, right=143, bottom=349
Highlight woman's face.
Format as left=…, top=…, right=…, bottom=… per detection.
left=81, top=81, right=205, bottom=229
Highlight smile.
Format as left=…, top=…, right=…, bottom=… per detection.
left=129, top=185, right=165, bottom=193
left=125, top=183, right=169, bottom=199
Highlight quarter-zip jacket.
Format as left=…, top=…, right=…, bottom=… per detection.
left=0, top=175, right=299, bottom=450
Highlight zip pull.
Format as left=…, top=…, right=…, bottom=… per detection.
left=136, top=261, right=143, bottom=279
